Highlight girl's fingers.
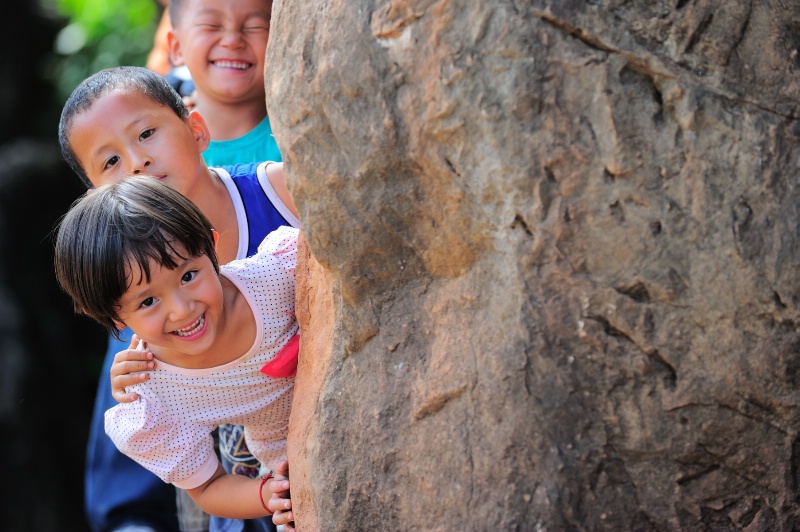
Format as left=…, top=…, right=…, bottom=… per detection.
left=118, top=371, right=149, bottom=387
left=113, top=348, right=154, bottom=365
left=268, top=480, right=290, bottom=494
left=112, top=389, right=139, bottom=403
left=272, top=510, right=293, bottom=527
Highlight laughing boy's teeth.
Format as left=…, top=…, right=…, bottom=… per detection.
left=174, top=314, right=205, bottom=337
left=214, top=60, right=249, bottom=69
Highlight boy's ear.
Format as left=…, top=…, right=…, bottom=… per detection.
left=113, top=319, right=127, bottom=331
left=212, top=229, right=220, bottom=250
left=167, top=29, right=185, bottom=66
left=188, top=111, right=211, bottom=151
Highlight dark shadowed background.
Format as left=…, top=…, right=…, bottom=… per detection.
left=1, top=3, right=158, bottom=530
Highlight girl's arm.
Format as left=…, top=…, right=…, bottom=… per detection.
left=110, top=335, right=156, bottom=403
left=187, top=463, right=278, bottom=519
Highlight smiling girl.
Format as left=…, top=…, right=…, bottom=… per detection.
left=54, top=176, right=297, bottom=520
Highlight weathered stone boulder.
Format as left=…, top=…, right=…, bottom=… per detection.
left=267, top=1, right=800, bottom=529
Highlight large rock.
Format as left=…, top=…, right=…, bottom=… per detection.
left=268, top=1, right=800, bottom=529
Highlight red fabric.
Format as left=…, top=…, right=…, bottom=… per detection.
left=260, top=333, right=299, bottom=378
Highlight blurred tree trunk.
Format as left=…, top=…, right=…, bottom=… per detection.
left=267, top=1, right=800, bottom=529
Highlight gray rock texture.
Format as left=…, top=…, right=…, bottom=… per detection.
left=266, top=1, right=800, bottom=530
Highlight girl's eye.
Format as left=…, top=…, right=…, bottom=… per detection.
left=182, top=271, right=198, bottom=284
left=140, top=128, right=155, bottom=141
left=103, top=155, right=120, bottom=171
left=139, top=297, right=155, bottom=309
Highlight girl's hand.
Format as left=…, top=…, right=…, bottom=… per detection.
left=269, top=460, right=294, bottom=530
left=110, top=335, right=156, bottom=403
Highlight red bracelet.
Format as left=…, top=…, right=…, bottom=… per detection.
left=259, top=472, right=274, bottom=515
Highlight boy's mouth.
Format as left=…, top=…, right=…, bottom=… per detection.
left=172, top=314, right=206, bottom=337
left=212, top=60, right=252, bottom=70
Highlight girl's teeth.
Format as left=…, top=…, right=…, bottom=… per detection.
left=174, top=314, right=205, bottom=336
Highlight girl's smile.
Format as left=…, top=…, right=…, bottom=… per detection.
left=171, top=312, right=207, bottom=338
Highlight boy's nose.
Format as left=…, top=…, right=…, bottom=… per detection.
left=128, top=147, right=153, bottom=175
left=220, top=28, right=245, bottom=47
left=131, top=160, right=152, bottom=175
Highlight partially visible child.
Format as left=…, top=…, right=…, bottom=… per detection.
left=149, top=1, right=197, bottom=100
left=147, top=0, right=173, bottom=76
left=59, top=65, right=297, bottom=532
left=54, top=176, right=298, bottom=520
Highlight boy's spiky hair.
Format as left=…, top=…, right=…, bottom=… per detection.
left=58, top=66, right=190, bottom=188
left=168, top=0, right=187, bottom=27
left=54, top=175, right=219, bottom=338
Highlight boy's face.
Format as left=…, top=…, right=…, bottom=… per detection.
left=169, top=0, right=271, bottom=105
left=69, top=89, right=211, bottom=199
left=115, top=250, right=224, bottom=365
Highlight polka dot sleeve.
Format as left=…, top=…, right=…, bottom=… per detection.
left=258, top=226, right=298, bottom=276
left=105, top=392, right=219, bottom=487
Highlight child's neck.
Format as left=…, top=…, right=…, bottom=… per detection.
left=193, top=94, right=268, bottom=142
left=188, top=169, right=239, bottom=264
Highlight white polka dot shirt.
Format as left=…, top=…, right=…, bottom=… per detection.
left=104, top=227, right=299, bottom=489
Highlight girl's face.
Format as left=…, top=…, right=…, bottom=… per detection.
left=69, top=89, right=211, bottom=201
left=168, top=0, right=271, bottom=107
left=114, top=250, right=225, bottom=368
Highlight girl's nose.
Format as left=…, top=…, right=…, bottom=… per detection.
left=168, top=295, right=194, bottom=324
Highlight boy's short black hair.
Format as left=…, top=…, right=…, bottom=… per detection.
left=58, top=66, right=190, bottom=189
left=168, top=0, right=186, bottom=27
left=54, top=176, right=219, bottom=338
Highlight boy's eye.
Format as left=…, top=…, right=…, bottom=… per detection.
left=139, top=128, right=155, bottom=141
left=181, top=270, right=198, bottom=284
left=103, top=155, right=120, bottom=171
left=243, top=17, right=270, bottom=32
left=139, top=297, right=155, bottom=309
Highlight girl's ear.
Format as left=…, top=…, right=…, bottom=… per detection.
left=113, top=319, right=127, bottom=331
left=212, top=229, right=220, bottom=250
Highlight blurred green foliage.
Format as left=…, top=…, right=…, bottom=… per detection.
left=43, top=0, right=161, bottom=102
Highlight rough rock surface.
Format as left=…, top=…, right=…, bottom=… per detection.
left=267, top=1, right=800, bottom=530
